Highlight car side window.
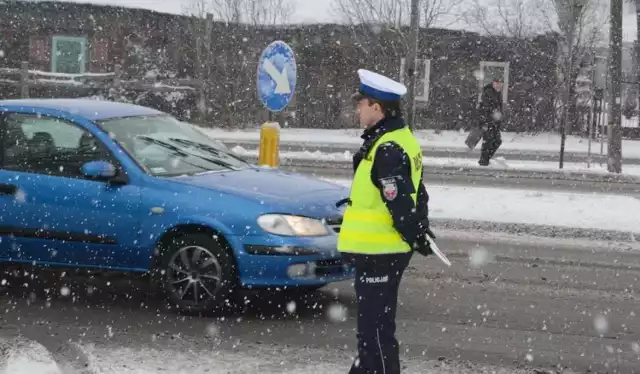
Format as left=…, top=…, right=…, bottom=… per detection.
left=2, top=113, right=116, bottom=179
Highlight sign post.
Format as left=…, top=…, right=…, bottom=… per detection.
left=256, top=40, right=297, bottom=167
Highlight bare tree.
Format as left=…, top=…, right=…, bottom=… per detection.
left=210, top=0, right=242, bottom=23
left=188, top=0, right=294, bottom=25
left=332, top=0, right=464, bottom=55
left=242, top=0, right=295, bottom=25
left=182, top=0, right=295, bottom=124
left=183, top=0, right=214, bottom=121
left=334, top=0, right=461, bottom=28
left=464, top=0, right=605, bottom=71
left=465, top=0, right=606, bottom=133
left=541, top=0, right=606, bottom=134
left=464, top=0, right=549, bottom=38
left=634, top=0, right=640, bottom=127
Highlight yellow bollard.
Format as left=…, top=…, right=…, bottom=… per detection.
left=258, top=122, right=280, bottom=167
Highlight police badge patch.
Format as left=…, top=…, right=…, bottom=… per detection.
left=380, top=177, right=398, bottom=201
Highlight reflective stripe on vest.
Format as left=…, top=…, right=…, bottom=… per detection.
left=337, top=126, right=423, bottom=255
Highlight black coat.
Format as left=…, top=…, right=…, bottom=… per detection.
left=478, top=84, right=502, bottom=128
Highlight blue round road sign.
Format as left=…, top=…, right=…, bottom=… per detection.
left=257, top=40, right=297, bottom=112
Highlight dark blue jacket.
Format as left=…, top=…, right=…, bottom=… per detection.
left=352, top=117, right=430, bottom=246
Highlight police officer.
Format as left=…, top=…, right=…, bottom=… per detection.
left=337, top=69, right=434, bottom=374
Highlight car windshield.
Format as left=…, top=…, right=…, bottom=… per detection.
left=97, top=115, right=250, bottom=177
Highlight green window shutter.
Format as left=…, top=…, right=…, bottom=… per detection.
left=51, top=36, right=87, bottom=74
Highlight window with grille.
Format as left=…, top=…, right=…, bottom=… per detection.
left=51, top=35, right=87, bottom=74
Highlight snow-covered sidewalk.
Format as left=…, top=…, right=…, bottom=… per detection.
left=231, top=146, right=640, bottom=178
left=203, top=127, right=640, bottom=159
left=324, top=179, right=640, bottom=235
left=0, top=337, right=563, bottom=374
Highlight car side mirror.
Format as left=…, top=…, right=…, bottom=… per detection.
left=81, top=160, right=126, bottom=184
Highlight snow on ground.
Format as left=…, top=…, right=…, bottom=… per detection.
left=204, top=127, right=640, bottom=159
left=0, top=339, right=554, bottom=374
left=231, top=146, right=640, bottom=177
left=324, top=179, right=640, bottom=235
left=0, top=336, right=561, bottom=374
left=0, top=337, right=61, bottom=374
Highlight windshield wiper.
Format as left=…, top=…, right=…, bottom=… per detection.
left=169, top=138, right=221, bottom=154
left=136, top=136, right=214, bottom=174
left=166, top=138, right=243, bottom=170
left=137, top=136, right=190, bottom=157
left=168, top=138, right=248, bottom=164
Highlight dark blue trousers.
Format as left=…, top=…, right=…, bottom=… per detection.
left=345, top=251, right=413, bottom=374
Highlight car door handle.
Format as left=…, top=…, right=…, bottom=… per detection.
left=0, top=183, right=18, bottom=195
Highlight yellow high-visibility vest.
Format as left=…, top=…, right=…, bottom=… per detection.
left=337, top=126, right=422, bottom=254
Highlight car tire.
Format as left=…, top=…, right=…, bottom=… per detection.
left=160, top=233, right=238, bottom=315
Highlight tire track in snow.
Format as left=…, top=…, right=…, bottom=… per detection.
left=20, top=332, right=94, bottom=374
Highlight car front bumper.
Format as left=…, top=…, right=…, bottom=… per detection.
left=229, top=233, right=355, bottom=288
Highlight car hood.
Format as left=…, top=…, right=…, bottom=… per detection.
left=168, top=167, right=349, bottom=218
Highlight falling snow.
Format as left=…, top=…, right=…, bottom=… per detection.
left=0, top=0, right=636, bottom=372
left=469, top=247, right=493, bottom=268
left=326, top=303, right=348, bottom=323
left=205, top=324, right=220, bottom=337
left=594, top=314, right=609, bottom=336
left=286, top=300, right=297, bottom=314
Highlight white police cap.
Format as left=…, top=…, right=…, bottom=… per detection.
left=353, top=69, right=407, bottom=102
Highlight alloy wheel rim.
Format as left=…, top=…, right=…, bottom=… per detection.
left=167, top=245, right=222, bottom=306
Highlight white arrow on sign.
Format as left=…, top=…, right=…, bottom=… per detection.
left=263, top=59, right=291, bottom=94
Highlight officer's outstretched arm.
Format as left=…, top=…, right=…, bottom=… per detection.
left=371, top=143, right=420, bottom=246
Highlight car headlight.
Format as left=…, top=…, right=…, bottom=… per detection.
left=257, top=214, right=330, bottom=236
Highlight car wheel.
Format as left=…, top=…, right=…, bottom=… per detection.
left=160, top=233, right=238, bottom=314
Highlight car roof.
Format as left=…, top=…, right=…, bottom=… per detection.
left=0, top=98, right=164, bottom=121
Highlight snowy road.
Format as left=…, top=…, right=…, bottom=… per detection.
left=236, top=156, right=640, bottom=197
left=203, top=128, right=640, bottom=160
left=233, top=147, right=640, bottom=180
left=1, top=233, right=640, bottom=373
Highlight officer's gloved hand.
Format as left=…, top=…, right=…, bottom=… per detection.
left=418, top=218, right=435, bottom=239
left=412, top=219, right=436, bottom=257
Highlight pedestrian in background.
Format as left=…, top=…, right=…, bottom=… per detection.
left=337, top=69, right=435, bottom=374
left=478, top=78, right=504, bottom=166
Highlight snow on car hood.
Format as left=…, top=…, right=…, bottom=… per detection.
left=168, top=167, right=349, bottom=217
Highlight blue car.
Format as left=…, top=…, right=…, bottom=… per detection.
left=0, top=99, right=353, bottom=313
